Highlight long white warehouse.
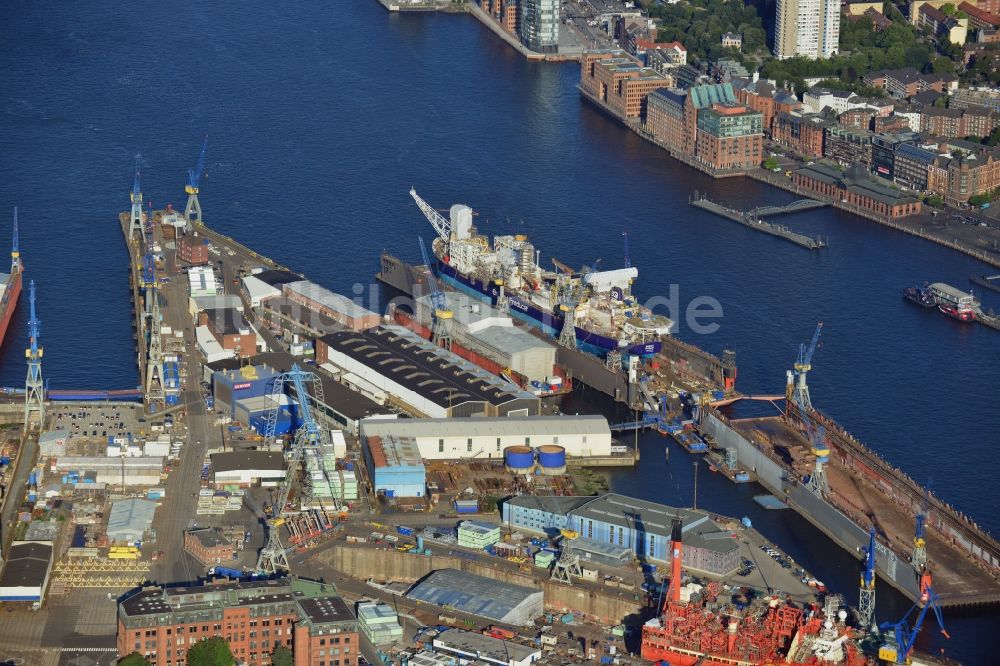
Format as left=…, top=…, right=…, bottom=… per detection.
left=359, top=415, right=612, bottom=460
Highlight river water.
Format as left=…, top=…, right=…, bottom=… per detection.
left=0, top=0, right=996, bottom=660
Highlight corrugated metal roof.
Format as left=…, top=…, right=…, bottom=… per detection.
left=361, top=415, right=609, bottom=439
left=406, top=569, right=541, bottom=623
left=689, top=82, right=735, bottom=109
left=106, top=499, right=157, bottom=541
left=285, top=281, right=378, bottom=320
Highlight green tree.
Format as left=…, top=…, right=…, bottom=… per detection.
left=925, top=194, right=945, bottom=207
left=186, top=637, right=235, bottom=666
left=763, top=157, right=779, bottom=170
left=987, top=126, right=1000, bottom=146
left=940, top=2, right=956, bottom=15
left=271, top=646, right=294, bottom=666
left=119, top=655, right=152, bottom=666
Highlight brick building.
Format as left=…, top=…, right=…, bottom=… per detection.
left=177, top=234, right=209, bottom=266
left=184, top=528, right=236, bottom=566
left=579, top=50, right=671, bottom=120
left=792, top=164, right=922, bottom=219
left=772, top=113, right=827, bottom=158
left=824, top=126, right=874, bottom=169
left=863, top=67, right=957, bottom=99
left=839, top=107, right=877, bottom=130
left=200, top=308, right=257, bottom=357
left=926, top=143, right=1000, bottom=204
left=117, top=577, right=358, bottom=666
left=959, top=2, right=1000, bottom=29
left=921, top=106, right=997, bottom=138
left=694, top=103, right=763, bottom=170
left=894, top=143, right=939, bottom=191
left=646, top=88, right=689, bottom=154
left=734, top=80, right=802, bottom=135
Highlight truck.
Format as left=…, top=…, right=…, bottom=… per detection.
left=397, top=526, right=414, bottom=537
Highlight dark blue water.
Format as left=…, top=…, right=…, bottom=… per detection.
left=0, top=1, right=997, bottom=659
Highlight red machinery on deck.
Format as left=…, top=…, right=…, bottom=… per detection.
left=640, top=519, right=870, bottom=666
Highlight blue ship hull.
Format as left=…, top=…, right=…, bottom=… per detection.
left=436, top=260, right=660, bottom=358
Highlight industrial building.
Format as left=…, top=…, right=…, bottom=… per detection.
left=364, top=434, right=426, bottom=498
left=206, top=353, right=394, bottom=435
left=356, top=601, right=403, bottom=646
left=0, top=541, right=54, bottom=603
left=282, top=280, right=380, bottom=331
left=196, top=325, right=234, bottom=363
left=53, top=456, right=164, bottom=486
left=406, top=569, right=543, bottom=626
left=116, top=577, right=357, bottom=666
left=433, top=629, right=541, bottom=666
left=457, top=520, right=501, bottom=550
left=38, top=429, right=68, bottom=457
left=359, top=415, right=612, bottom=461
left=414, top=292, right=556, bottom=382
left=502, top=493, right=740, bottom=575
left=199, top=307, right=258, bottom=357
left=187, top=265, right=219, bottom=298
left=211, top=451, right=286, bottom=487
left=240, top=269, right=304, bottom=307
left=107, top=498, right=158, bottom=544
left=318, top=326, right=540, bottom=418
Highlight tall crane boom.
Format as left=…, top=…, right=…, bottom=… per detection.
left=410, top=188, right=451, bottom=242
left=879, top=580, right=949, bottom=664
left=858, top=527, right=877, bottom=632
left=623, top=232, right=630, bottom=269
left=186, top=135, right=208, bottom=193
left=796, top=322, right=823, bottom=374
left=418, top=236, right=446, bottom=312
left=11, top=206, right=20, bottom=273
left=418, top=235, right=453, bottom=349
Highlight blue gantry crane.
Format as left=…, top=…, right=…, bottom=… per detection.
left=128, top=154, right=144, bottom=240
left=418, top=235, right=453, bottom=350
left=23, top=279, right=44, bottom=429
left=858, top=527, right=877, bottom=632
left=185, top=135, right=208, bottom=224
left=912, top=485, right=930, bottom=572
left=257, top=364, right=337, bottom=574
left=878, top=576, right=949, bottom=664
left=787, top=322, right=823, bottom=411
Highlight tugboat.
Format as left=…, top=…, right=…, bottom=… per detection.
left=938, top=302, right=976, bottom=322
left=902, top=283, right=936, bottom=308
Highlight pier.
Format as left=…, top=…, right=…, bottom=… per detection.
left=690, top=194, right=827, bottom=250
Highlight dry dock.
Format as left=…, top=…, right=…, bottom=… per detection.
left=701, top=406, right=1000, bottom=608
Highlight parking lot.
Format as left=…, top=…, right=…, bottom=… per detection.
left=49, top=404, right=148, bottom=446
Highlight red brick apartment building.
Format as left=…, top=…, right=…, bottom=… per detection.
left=117, top=577, right=357, bottom=666
left=772, top=113, right=827, bottom=158
left=921, top=106, right=997, bottom=138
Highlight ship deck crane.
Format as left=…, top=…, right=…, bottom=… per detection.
left=623, top=231, right=630, bottom=269
left=185, top=135, right=208, bottom=225
left=859, top=527, right=877, bottom=632
left=11, top=206, right=20, bottom=273
left=418, top=235, right=453, bottom=350
left=257, top=364, right=337, bottom=574
left=878, top=576, right=949, bottom=664
left=410, top=188, right=451, bottom=242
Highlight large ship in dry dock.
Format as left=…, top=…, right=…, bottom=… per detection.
left=408, top=189, right=674, bottom=358
left=700, top=332, right=1000, bottom=608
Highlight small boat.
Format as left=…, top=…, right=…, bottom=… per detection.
left=938, top=303, right=976, bottom=322
left=902, top=284, right=936, bottom=308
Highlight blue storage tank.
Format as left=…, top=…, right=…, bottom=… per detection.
left=536, top=445, right=566, bottom=475
left=504, top=446, right=535, bottom=473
